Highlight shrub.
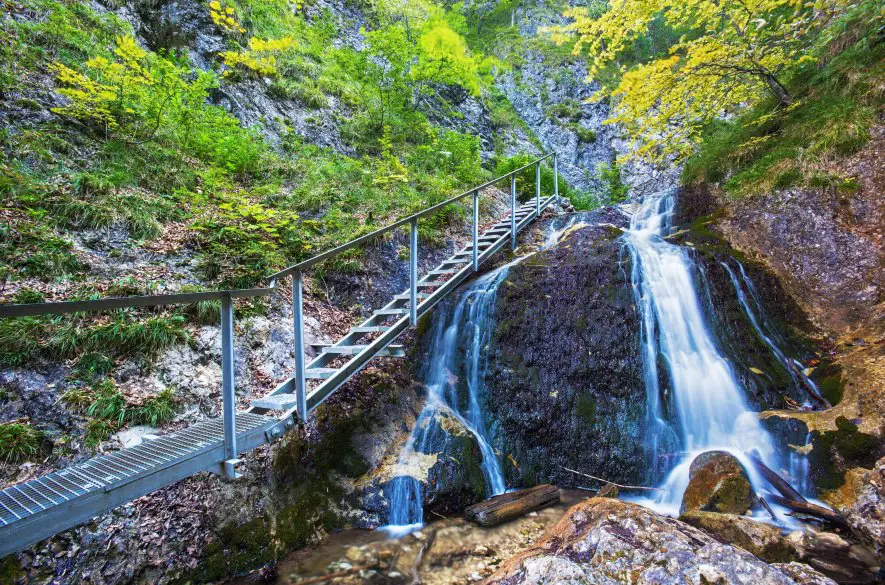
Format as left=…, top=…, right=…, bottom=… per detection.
left=0, top=421, right=45, bottom=463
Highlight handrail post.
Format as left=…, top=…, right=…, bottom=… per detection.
left=293, top=270, right=307, bottom=422
left=472, top=190, right=479, bottom=272
left=510, top=174, right=517, bottom=250
left=409, top=219, right=418, bottom=326
left=553, top=154, right=559, bottom=204
left=535, top=162, right=541, bottom=215
left=220, top=293, right=239, bottom=478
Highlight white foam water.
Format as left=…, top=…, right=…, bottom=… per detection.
left=623, top=189, right=780, bottom=512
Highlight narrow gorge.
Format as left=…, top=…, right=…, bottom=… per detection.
left=0, top=0, right=882, bottom=584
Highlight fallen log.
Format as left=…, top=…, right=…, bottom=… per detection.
left=765, top=493, right=851, bottom=530
left=464, top=484, right=560, bottom=527
left=748, top=453, right=807, bottom=503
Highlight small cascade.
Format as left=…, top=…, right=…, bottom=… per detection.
left=385, top=215, right=578, bottom=533
left=623, top=189, right=779, bottom=512
left=385, top=267, right=509, bottom=533
left=723, top=259, right=823, bottom=407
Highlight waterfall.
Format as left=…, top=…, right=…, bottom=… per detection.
left=624, top=189, right=778, bottom=512
left=384, top=267, right=511, bottom=533
left=723, top=258, right=822, bottom=409
left=385, top=215, right=579, bottom=533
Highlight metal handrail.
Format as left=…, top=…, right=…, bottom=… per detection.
left=0, top=151, right=559, bottom=482
left=271, top=153, right=554, bottom=278
left=0, top=153, right=555, bottom=318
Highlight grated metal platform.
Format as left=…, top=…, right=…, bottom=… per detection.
left=0, top=155, right=558, bottom=558
left=0, top=412, right=277, bottom=557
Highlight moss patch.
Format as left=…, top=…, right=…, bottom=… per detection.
left=811, top=416, right=881, bottom=491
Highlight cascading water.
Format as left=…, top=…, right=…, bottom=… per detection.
left=385, top=215, right=579, bottom=533
left=722, top=258, right=818, bottom=495
left=723, top=259, right=823, bottom=409
left=624, top=189, right=778, bottom=512
left=384, top=266, right=511, bottom=533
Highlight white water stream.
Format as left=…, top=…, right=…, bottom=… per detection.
left=384, top=217, right=581, bottom=534
left=624, top=189, right=779, bottom=514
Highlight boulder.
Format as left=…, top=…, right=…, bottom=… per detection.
left=786, top=529, right=880, bottom=583
left=838, top=456, right=885, bottom=562
left=680, top=450, right=753, bottom=515
left=486, top=498, right=836, bottom=585
left=681, top=511, right=795, bottom=562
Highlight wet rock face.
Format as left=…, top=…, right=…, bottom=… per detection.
left=486, top=498, right=837, bottom=585
left=680, top=451, right=754, bottom=516
left=698, top=124, right=885, bottom=335
left=486, top=211, right=648, bottom=488
left=840, top=456, right=885, bottom=562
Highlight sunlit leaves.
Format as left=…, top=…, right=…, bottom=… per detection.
left=546, top=0, right=854, bottom=163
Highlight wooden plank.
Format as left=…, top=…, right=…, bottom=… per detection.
left=464, top=484, right=560, bottom=527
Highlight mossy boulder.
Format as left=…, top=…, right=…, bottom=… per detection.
left=681, top=511, right=796, bottom=562
left=680, top=451, right=753, bottom=515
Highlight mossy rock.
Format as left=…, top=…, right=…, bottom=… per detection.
left=680, top=451, right=753, bottom=515
left=681, top=511, right=796, bottom=563
left=811, top=416, right=882, bottom=491
left=0, top=555, right=23, bottom=585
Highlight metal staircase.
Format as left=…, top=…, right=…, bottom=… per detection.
left=0, top=154, right=559, bottom=558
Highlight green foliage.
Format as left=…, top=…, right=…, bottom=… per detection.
left=77, top=380, right=178, bottom=447
left=494, top=154, right=587, bottom=205
left=547, top=98, right=583, bottom=122
left=0, top=213, right=84, bottom=282
left=133, top=388, right=178, bottom=427
left=13, top=288, right=46, bottom=304
left=0, top=312, right=188, bottom=367
left=0, top=421, right=45, bottom=463
left=87, top=379, right=128, bottom=426
left=682, top=2, right=883, bottom=196
left=552, top=0, right=865, bottom=163
left=51, top=35, right=264, bottom=174
left=597, top=160, right=629, bottom=204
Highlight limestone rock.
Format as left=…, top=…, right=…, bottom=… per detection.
left=486, top=498, right=837, bottom=585
left=838, top=456, right=885, bottom=562
left=773, top=562, right=847, bottom=585
left=680, top=511, right=795, bottom=562
left=680, top=450, right=753, bottom=515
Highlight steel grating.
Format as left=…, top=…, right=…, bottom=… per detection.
left=0, top=190, right=556, bottom=558
left=0, top=412, right=276, bottom=556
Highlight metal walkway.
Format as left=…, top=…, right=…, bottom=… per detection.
left=0, top=154, right=559, bottom=557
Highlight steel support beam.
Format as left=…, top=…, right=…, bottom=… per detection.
left=510, top=175, right=517, bottom=250
left=220, top=294, right=238, bottom=477
left=536, top=162, right=541, bottom=215
left=554, top=154, right=559, bottom=204
left=293, top=271, right=307, bottom=422
left=409, top=219, right=418, bottom=327
left=472, top=190, right=479, bottom=272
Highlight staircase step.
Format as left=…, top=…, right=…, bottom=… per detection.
left=305, top=368, right=338, bottom=379
left=441, top=259, right=469, bottom=266
left=321, top=345, right=405, bottom=357
left=418, top=280, right=449, bottom=288
left=350, top=325, right=391, bottom=333
left=394, top=293, right=431, bottom=300
left=251, top=393, right=298, bottom=411
left=428, top=268, right=459, bottom=276
left=373, top=308, right=409, bottom=316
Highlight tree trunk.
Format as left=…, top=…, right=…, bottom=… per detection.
left=464, top=484, right=560, bottom=527
left=764, top=73, right=792, bottom=107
